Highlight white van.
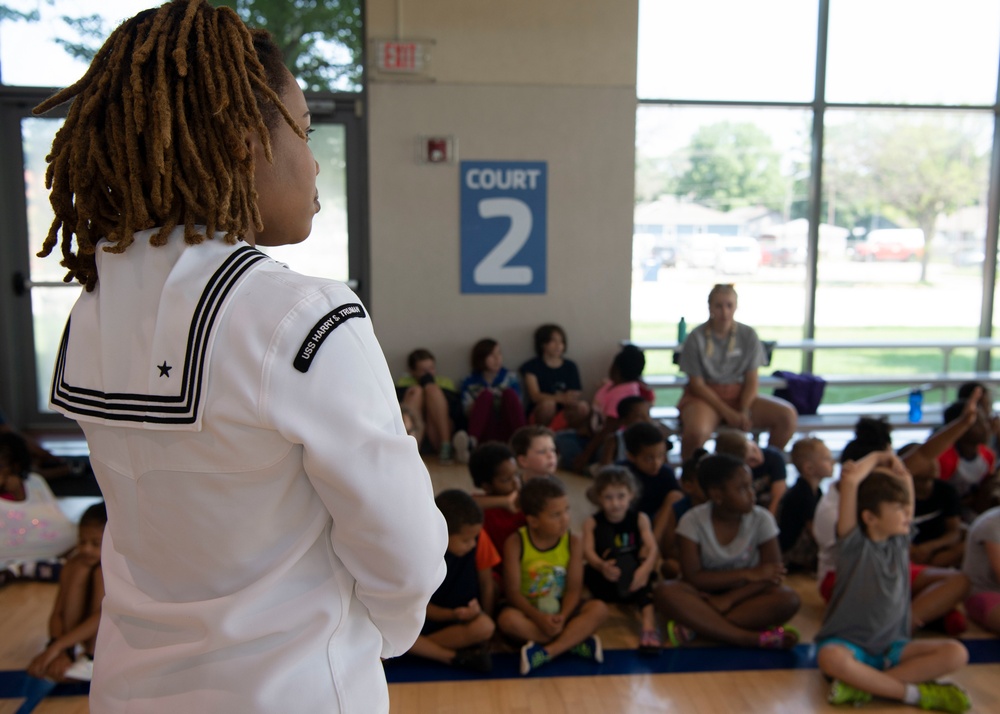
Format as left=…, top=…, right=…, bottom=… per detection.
left=716, top=235, right=761, bottom=274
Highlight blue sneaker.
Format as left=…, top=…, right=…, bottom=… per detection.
left=519, top=642, right=550, bottom=675
left=569, top=635, right=604, bottom=663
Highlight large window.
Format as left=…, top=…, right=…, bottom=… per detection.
left=0, top=0, right=366, bottom=427
left=635, top=0, right=1000, bottom=403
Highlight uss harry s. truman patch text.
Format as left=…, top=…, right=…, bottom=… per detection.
left=293, top=303, right=367, bottom=373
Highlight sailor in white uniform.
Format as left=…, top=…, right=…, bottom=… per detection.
left=37, top=3, right=448, bottom=711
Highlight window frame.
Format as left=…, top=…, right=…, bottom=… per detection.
left=635, top=0, right=1000, bottom=372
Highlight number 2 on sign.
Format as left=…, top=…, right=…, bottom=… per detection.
left=473, top=198, right=533, bottom=286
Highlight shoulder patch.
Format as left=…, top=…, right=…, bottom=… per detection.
left=293, top=303, right=367, bottom=373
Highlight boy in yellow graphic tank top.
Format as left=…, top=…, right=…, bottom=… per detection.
left=498, top=476, right=609, bottom=675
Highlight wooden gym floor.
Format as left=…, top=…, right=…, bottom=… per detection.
left=2, top=461, right=999, bottom=713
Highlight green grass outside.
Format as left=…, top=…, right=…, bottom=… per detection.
left=632, top=322, right=992, bottom=408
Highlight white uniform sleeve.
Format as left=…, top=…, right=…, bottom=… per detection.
left=260, top=285, right=448, bottom=658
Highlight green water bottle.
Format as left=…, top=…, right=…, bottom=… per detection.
left=677, top=317, right=687, bottom=344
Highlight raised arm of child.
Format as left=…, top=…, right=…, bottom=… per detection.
left=28, top=565, right=104, bottom=680
left=903, top=387, right=981, bottom=477
left=472, top=490, right=519, bottom=513
left=503, top=532, right=563, bottom=639
left=837, top=450, right=900, bottom=538
left=582, top=515, right=621, bottom=583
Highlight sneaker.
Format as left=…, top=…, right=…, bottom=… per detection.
left=666, top=620, right=696, bottom=647
left=569, top=635, right=604, bottom=663
left=520, top=642, right=550, bottom=675
left=453, top=430, right=471, bottom=465
left=63, top=655, right=94, bottom=682
left=438, top=442, right=454, bottom=464
left=917, top=682, right=971, bottom=713
left=758, top=624, right=799, bottom=649
left=828, top=679, right=873, bottom=706
left=452, top=645, right=492, bottom=673
left=638, top=628, right=662, bottom=656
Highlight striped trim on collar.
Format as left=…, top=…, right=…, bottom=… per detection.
left=50, top=245, right=267, bottom=425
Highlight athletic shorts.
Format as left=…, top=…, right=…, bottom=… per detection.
left=817, top=638, right=908, bottom=670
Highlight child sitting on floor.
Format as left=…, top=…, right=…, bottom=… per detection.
left=898, top=388, right=982, bottom=569
left=594, top=395, right=654, bottom=469
left=591, top=344, right=655, bottom=430
left=937, top=396, right=998, bottom=519
left=1, top=432, right=77, bottom=583
left=657, top=448, right=708, bottom=579
left=468, top=441, right=525, bottom=574
left=620, top=421, right=681, bottom=527
left=497, top=476, right=608, bottom=675
left=519, top=323, right=590, bottom=431
left=714, top=428, right=787, bottom=517
left=460, top=338, right=526, bottom=446
left=653, top=453, right=800, bottom=649
left=582, top=466, right=661, bottom=654
left=408, top=490, right=497, bottom=673
left=511, top=425, right=559, bottom=483
left=816, top=451, right=970, bottom=713
left=27, top=502, right=107, bottom=683
left=778, top=437, right=834, bottom=572
left=396, top=348, right=464, bottom=463
left=814, top=423, right=971, bottom=636
left=962, top=505, right=1000, bottom=635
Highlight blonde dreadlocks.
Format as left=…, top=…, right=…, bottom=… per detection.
left=33, top=0, right=305, bottom=291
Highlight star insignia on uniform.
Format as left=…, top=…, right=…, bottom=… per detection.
left=157, top=361, right=172, bottom=378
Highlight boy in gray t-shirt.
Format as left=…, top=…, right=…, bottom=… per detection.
left=816, top=451, right=971, bottom=713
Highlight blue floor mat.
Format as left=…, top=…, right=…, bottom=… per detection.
left=1, top=639, right=997, bottom=695
left=383, top=637, right=1000, bottom=683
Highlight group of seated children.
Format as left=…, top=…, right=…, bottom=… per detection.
left=412, top=415, right=809, bottom=677
left=413, top=424, right=608, bottom=675
left=395, top=329, right=653, bottom=471
left=405, top=379, right=993, bottom=711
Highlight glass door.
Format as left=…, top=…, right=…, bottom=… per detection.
left=0, top=89, right=367, bottom=428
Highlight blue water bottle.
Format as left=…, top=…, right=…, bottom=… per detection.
left=677, top=317, right=687, bottom=344
left=908, top=388, right=923, bottom=424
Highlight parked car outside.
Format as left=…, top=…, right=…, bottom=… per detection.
left=851, top=228, right=925, bottom=261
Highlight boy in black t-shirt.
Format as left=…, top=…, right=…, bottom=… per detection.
left=779, top=437, right=833, bottom=572
left=407, top=490, right=497, bottom=672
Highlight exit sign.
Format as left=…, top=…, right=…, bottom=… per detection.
left=374, top=40, right=428, bottom=74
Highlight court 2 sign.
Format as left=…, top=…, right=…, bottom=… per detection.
left=460, top=161, right=547, bottom=294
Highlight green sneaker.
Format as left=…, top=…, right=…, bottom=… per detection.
left=828, top=679, right=873, bottom=707
left=438, top=442, right=454, bottom=464
left=569, top=635, right=604, bottom=663
left=666, top=620, right=696, bottom=647
left=917, top=682, right=971, bottom=713
left=519, top=642, right=550, bottom=675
